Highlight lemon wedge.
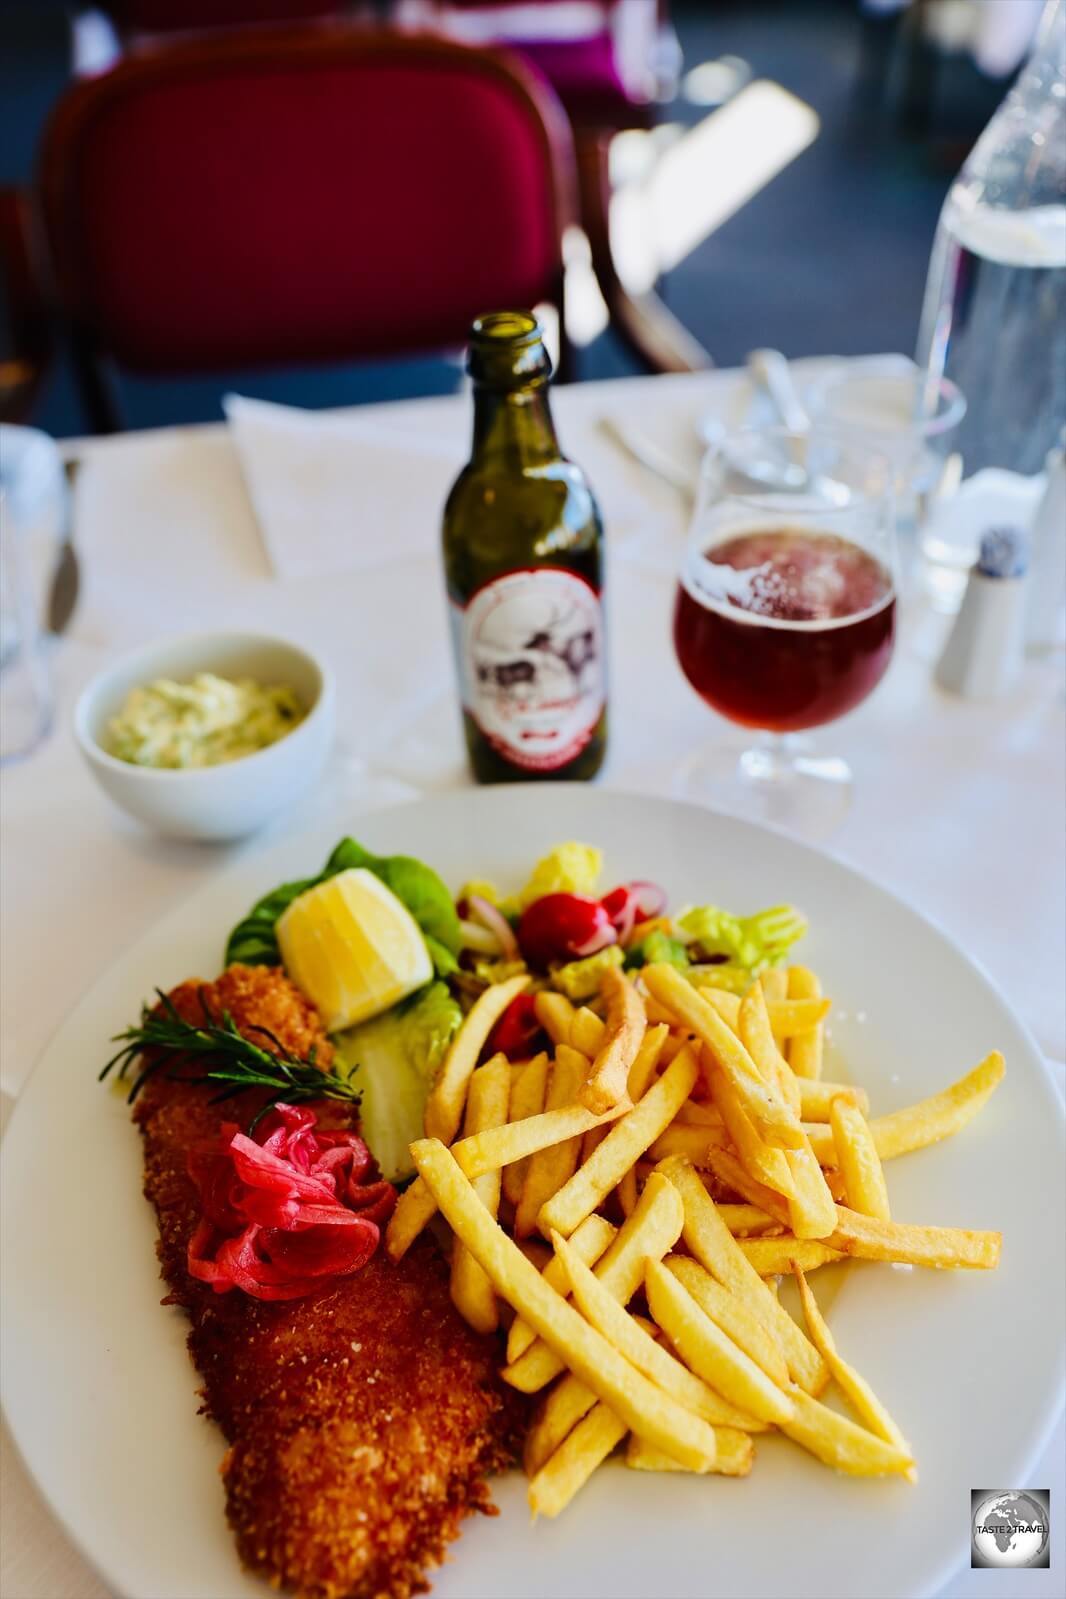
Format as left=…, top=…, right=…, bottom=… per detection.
left=277, top=868, right=432, bottom=1030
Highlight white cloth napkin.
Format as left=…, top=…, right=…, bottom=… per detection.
left=224, top=394, right=463, bottom=579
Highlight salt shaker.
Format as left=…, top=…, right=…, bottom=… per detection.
left=935, top=528, right=1028, bottom=699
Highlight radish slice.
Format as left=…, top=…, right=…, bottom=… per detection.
left=571, top=922, right=619, bottom=958
left=518, top=894, right=615, bottom=967
left=600, top=880, right=667, bottom=945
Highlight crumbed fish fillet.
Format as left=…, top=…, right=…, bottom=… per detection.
left=133, top=964, right=524, bottom=1599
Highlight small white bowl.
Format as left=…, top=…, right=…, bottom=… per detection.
left=74, top=631, right=335, bottom=841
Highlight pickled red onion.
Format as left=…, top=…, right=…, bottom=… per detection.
left=186, top=1103, right=395, bottom=1301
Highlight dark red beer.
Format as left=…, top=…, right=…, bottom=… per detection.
left=674, top=529, right=896, bottom=732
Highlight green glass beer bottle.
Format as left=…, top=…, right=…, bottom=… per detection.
left=443, top=312, right=607, bottom=783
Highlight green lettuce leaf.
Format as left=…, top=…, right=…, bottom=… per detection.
left=675, top=903, right=807, bottom=972
left=518, top=843, right=603, bottom=909
left=472, top=957, right=530, bottom=987
left=224, top=837, right=461, bottom=975
left=333, top=982, right=462, bottom=1182
left=625, top=928, right=690, bottom=971
left=550, top=944, right=624, bottom=1001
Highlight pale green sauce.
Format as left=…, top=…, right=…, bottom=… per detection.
left=107, top=673, right=305, bottom=769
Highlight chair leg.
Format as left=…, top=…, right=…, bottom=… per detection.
left=0, top=187, right=52, bottom=424
left=575, top=129, right=711, bottom=375
left=69, top=326, right=123, bottom=434
left=553, top=271, right=577, bottom=384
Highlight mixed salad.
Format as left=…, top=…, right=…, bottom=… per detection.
left=223, top=840, right=808, bottom=1182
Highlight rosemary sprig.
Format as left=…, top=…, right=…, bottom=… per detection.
left=100, top=987, right=360, bottom=1132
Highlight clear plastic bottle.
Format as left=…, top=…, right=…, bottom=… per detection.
left=917, top=0, right=1066, bottom=478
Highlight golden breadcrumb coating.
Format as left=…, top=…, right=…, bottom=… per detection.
left=134, top=964, right=525, bottom=1599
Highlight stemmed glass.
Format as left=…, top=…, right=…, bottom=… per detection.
left=672, top=426, right=897, bottom=839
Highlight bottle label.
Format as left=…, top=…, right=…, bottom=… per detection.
left=452, top=567, right=605, bottom=772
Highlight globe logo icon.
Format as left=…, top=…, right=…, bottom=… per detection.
left=971, top=1491, right=1050, bottom=1568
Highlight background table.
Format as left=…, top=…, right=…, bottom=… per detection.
left=2, top=365, right=1063, bottom=1598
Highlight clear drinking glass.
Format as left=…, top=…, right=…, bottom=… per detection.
left=806, top=356, right=965, bottom=534
left=0, top=427, right=64, bottom=764
left=673, top=426, right=897, bottom=839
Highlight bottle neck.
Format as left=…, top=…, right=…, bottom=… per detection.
left=471, top=381, right=559, bottom=468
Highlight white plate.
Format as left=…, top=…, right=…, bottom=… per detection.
left=2, top=787, right=1062, bottom=1599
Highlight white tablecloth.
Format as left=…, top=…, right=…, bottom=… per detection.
left=2, top=365, right=1063, bottom=1599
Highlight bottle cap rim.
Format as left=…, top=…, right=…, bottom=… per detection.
left=470, top=311, right=542, bottom=346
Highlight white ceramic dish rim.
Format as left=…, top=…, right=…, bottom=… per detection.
left=2, top=787, right=1063, bottom=1599
left=72, top=629, right=332, bottom=782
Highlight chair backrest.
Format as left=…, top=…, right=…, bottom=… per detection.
left=100, top=2, right=347, bottom=31
left=38, top=25, right=576, bottom=377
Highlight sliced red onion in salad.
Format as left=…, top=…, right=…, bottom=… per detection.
left=467, top=894, right=520, bottom=962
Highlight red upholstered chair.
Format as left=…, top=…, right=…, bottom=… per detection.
left=37, top=26, right=576, bottom=431
left=97, top=2, right=353, bottom=36
left=393, top=0, right=707, bottom=372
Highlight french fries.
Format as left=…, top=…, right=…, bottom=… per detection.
left=645, top=1260, right=796, bottom=1426
left=571, top=1006, right=606, bottom=1059
left=626, top=1429, right=754, bottom=1477
left=829, top=1096, right=891, bottom=1221
left=554, top=1233, right=758, bottom=1432
left=393, top=913, right=1002, bottom=1521
left=524, top=1375, right=602, bottom=1477
left=580, top=967, right=647, bottom=1115
left=740, top=982, right=802, bottom=1117
left=784, top=1143, right=839, bottom=1240
left=538, top=1046, right=699, bottom=1239
left=658, top=1156, right=827, bottom=1393
left=507, top=1213, right=616, bottom=1364
left=806, top=1051, right=1006, bottom=1165
left=799, top=1079, right=870, bottom=1120
left=450, top=1054, right=511, bottom=1334
left=501, top=1052, right=549, bottom=1208
left=793, top=1266, right=916, bottom=1481
left=515, top=1046, right=589, bottom=1237
left=704, top=1058, right=797, bottom=1200
left=759, top=968, right=788, bottom=1005
left=528, top=1403, right=628, bottom=1517
left=386, top=1093, right=631, bottom=1259
left=787, top=965, right=824, bottom=1078
left=424, top=974, right=530, bottom=1144
left=647, top=1122, right=730, bottom=1164
left=716, top=1203, right=781, bottom=1235
left=739, top=986, right=836, bottom=1238
left=674, top=1098, right=723, bottom=1127
left=643, top=964, right=805, bottom=1149
left=829, top=1206, right=1002, bottom=1270
left=504, top=1172, right=683, bottom=1394
left=703, top=1146, right=794, bottom=1222
left=664, top=1256, right=790, bottom=1386
left=534, top=990, right=576, bottom=1047
left=780, top=1387, right=916, bottom=1476
left=411, top=1139, right=719, bottom=1472
left=628, top=1023, right=669, bottom=1099
left=738, top=1236, right=846, bottom=1276
left=703, top=988, right=832, bottom=1040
